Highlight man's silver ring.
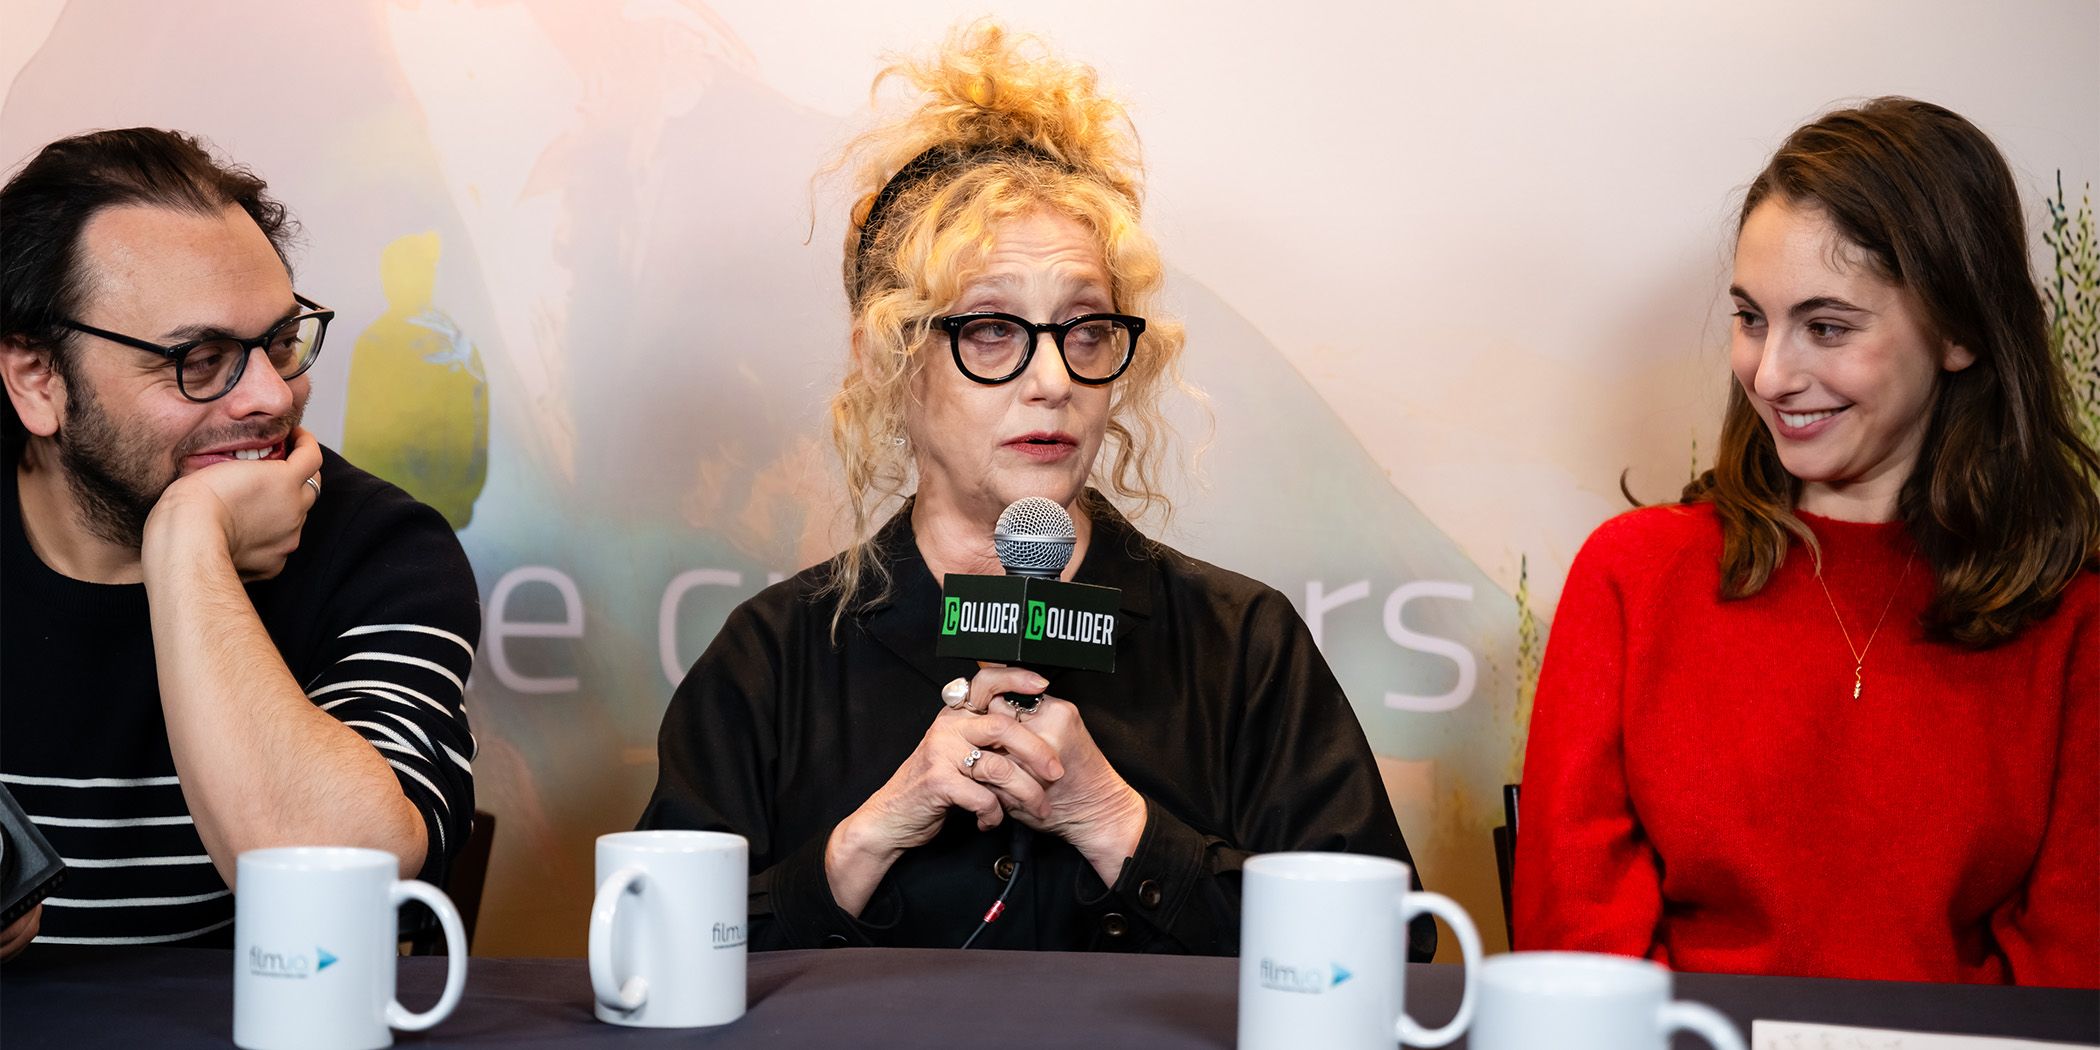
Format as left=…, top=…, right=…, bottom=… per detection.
left=940, top=678, right=970, bottom=709
left=963, top=747, right=982, bottom=770
left=304, top=475, right=322, bottom=495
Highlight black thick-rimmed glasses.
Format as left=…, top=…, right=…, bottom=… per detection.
left=936, top=312, right=1145, bottom=385
left=61, top=293, right=334, bottom=403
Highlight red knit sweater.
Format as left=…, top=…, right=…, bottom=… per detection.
left=1513, top=504, right=2098, bottom=988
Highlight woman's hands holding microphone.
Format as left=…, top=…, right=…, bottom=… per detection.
left=823, top=666, right=1147, bottom=917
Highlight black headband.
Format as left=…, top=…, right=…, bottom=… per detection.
left=851, top=140, right=1057, bottom=304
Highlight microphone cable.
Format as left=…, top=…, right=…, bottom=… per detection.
left=960, top=825, right=1033, bottom=949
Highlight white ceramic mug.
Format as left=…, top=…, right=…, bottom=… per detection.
left=1473, top=951, right=1746, bottom=1050
left=1238, top=852, right=1482, bottom=1050
left=233, top=847, right=466, bottom=1050
left=589, top=830, right=748, bottom=1028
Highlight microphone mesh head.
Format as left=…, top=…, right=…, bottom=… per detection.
left=994, top=497, right=1077, bottom=578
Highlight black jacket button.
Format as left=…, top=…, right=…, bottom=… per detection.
left=993, top=855, right=1016, bottom=881
left=1137, top=880, right=1162, bottom=909
left=1102, top=912, right=1130, bottom=939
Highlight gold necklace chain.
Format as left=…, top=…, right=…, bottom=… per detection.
left=1812, top=550, right=1916, bottom=700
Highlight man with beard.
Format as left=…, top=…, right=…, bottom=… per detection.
left=0, top=129, right=478, bottom=955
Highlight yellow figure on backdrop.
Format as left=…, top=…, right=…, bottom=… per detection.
left=342, top=231, right=489, bottom=529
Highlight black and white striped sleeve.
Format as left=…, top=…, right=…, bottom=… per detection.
left=294, top=479, right=479, bottom=886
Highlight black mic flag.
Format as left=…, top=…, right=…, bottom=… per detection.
left=936, top=498, right=1119, bottom=673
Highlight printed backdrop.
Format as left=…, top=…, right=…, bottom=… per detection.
left=4, top=0, right=2094, bottom=957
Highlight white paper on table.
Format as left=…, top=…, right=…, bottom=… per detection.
left=1751, top=1020, right=2094, bottom=1050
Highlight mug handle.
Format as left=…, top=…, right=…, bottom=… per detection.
left=385, top=879, right=467, bottom=1031
left=1659, top=1001, right=1747, bottom=1050
left=589, top=865, right=649, bottom=1012
left=1393, top=892, right=1481, bottom=1048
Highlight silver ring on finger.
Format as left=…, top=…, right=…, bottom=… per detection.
left=304, top=474, right=322, bottom=496
left=963, top=747, right=982, bottom=770
left=940, top=677, right=969, bottom=709
left=1002, top=695, right=1041, bottom=721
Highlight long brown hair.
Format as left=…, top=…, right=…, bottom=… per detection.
left=1684, top=97, right=2100, bottom=647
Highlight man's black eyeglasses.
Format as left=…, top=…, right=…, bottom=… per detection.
left=61, top=293, right=334, bottom=403
left=936, top=312, right=1144, bottom=385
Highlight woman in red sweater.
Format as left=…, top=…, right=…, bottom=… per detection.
left=1513, top=98, right=2099, bottom=988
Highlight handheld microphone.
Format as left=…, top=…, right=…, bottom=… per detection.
left=993, top=496, right=1077, bottom=580
left=936, top=498, right=1117, bottom=673
left=953, top=498, right=1091, bottom=949
left=991, top=497, right=1077, bottom=712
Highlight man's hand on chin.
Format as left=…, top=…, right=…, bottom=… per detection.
left=143, top=427, right=322, bottom=581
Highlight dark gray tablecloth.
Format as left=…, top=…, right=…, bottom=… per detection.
left=4, top=946, right=2095, bottom=1048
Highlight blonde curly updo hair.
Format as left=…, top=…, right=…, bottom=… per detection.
left=824, top=23, right=1188, bottom=624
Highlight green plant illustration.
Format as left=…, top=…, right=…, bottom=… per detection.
left=341, top=232, right=489, bottom=530
left=2043, top=172, right=2100, bottom=453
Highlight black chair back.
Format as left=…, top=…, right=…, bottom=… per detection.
left=1493, top=783, right=1520, bottom=944
left=404, top=808, right=497, bottom=955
